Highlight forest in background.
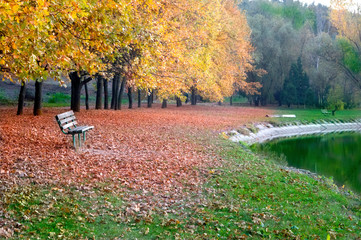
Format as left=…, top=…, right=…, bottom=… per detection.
left=241, top=0, right=361, bottom=110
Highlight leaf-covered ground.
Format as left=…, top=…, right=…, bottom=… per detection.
left=1, top=105, right=360, bottom=239
left=0, top=104, right=269, bottom=237
left=0, top=105, right=269, bottom=189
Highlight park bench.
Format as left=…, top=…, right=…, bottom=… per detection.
left=321, top=109, right=331, bottom=115
left=55, top=110, right=94, bottom=148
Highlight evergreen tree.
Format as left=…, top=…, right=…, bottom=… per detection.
left=282, top=57, right=310, bottom=107
left=294, top=57, right=309, bottom=106
left=282, top=76, right=297, bottom=107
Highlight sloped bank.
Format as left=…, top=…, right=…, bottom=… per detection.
left=228, top=120, right=361, bottom=145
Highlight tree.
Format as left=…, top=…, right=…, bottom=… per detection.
left=0, top=0, right=146, bottom=113
left=294, top=57, right=310, bottom=106
left=331, top=0, right=361, bottom=88
left=150, top=0, right=257, bottom=103
left=244, top=13, right=299, bottom=105
left=327, top=85, right=345, bottom=115
left=283, top=81, right=297, bottom=107
left=1, top=0, right=258, bottom=114
left=16, top=81, right=26, bottom=115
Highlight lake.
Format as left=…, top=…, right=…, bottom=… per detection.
left=260, top=132, right=361, bottom=193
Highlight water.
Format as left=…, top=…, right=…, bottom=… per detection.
left=261, top=133, right=361, bottom=193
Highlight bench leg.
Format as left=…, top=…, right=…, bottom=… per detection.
left=78, top=134, right=82, bottom=148
left=83, top=132, right=86, bottom=142
left=72, top=135, right=76, bottom=148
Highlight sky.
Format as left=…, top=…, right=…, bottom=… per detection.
left=298, top=0, right=331, bottom=7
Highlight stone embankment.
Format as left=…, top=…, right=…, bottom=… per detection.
left=228, top=120, right=361, bottom=144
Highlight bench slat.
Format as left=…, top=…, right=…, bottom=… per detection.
left=59, top=116, right=76, bottom=125
left=62, top=121, right=77, bottom=130
left=56, top=111, right=74, bottom=120
left=68, top=126, right=94, bottom=134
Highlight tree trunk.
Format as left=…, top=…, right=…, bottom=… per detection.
left=218, top=101, right=222, bottom=106
left=84, top=83, right=89, bottom=110
left=191, top=87, right=197, bottom=105
left=117, top=77, right=125, bottom=110
left=128, top=87, right=133, bottom=109
left=69, top=72, right=82, bottom=112
left=138, top=89, right=141, bottom=108
left=95, top=75, right=103, bottom=109
left=17, top=81, right=26, bottom=115
left=33, top=80, right=43, bottom=116
left=103, top=78, right=109, bottom=109
left=230, top=96, right=233, bottom=106
left=111, top=76, right=116, bottom=109
left=176, top=97, right=182, bottom=107
left=162, top=99, right=167, bottom=108
left=113, top=75, right=120, bottom=110
left=147, top=90, right=153, bottom=108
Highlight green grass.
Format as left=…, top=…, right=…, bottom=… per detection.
left=274, top=108, right=361, bottom=123
left=3, top=138, right=361, bottom=239
left=43, top=92, right=130, bottom=108
left=225, top=95, right=248, bottom=104
left=0, top=90, right=16, bottom=105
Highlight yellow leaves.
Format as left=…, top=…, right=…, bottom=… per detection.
left=1, top=0, right=254, bottom=99
left=37, top=0, right=45, bottom=7
left=9, top=3, right=20, bottom=14
left=70, top=11, right=78, bottom=21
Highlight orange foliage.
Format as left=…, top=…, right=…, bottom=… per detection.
left=0, top=0, right=258, bottom=102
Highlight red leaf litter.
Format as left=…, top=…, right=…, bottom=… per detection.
left=0, top=104, right=271, bottom=194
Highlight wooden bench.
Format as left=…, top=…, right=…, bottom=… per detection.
left=321, top=109, right=331, bottom=115
left=55, top=110, right=94, bottom=148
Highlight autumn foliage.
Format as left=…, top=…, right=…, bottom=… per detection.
left=0, top=0, right=257, bottom=103
left=331, top=0, right=361, bottom=88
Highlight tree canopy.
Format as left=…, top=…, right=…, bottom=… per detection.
left=0, top=0, right=257, bottom=105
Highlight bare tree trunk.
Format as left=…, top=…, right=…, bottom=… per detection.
left=162, top=99, right=167, bottom=108
left=17, top=81, right=26, bottom=115
left=128, top=87, right=133, bottom=109
left=84, top=83, right=89, bottom=110
left=103, top=78, right=109, bottom=109
left=191, top=87, right=197, bottom=105
left=117, top=77, right=126, bottom=110
left=33, top=80, right=43, bottom=116
left=111, top=76, right=116, bottom=109
left=70, top=72, right=82, bottom=112
left=138, top=89, right=141, bottom=108
left=230, top=96, right=233, bottom=106
left=176, top=97, right=182, bottom=107
left=147, top=90, right=153, bottom=108
left=95, top=75, right=103, bottom=109
left=113, top=75, right=120, bottom=110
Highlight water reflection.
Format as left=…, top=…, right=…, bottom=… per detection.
left=261, top=133, right=361, bottom=193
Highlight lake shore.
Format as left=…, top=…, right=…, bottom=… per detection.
left=228, top=121, right=361, bottom=144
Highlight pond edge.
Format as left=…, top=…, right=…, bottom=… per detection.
left=227, top=120, right=361, bottom=144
